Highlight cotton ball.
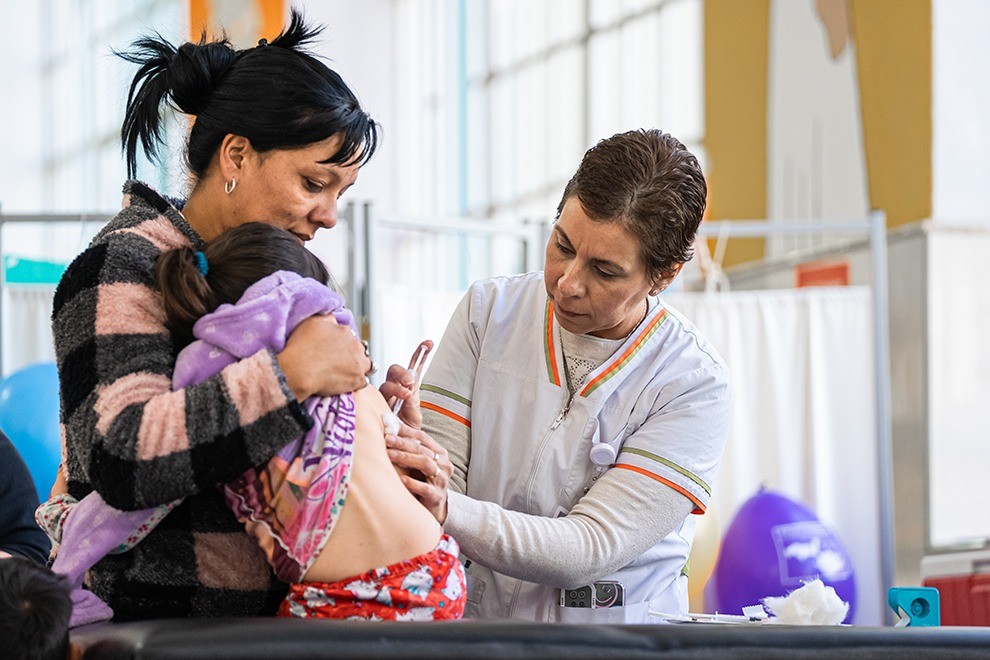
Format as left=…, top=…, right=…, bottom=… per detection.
left=762, top=579, right=849, bottom=625
left=382, top=412, right=401, bottom=436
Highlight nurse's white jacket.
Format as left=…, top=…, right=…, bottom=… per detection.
left=421, top=273, right=732, bottom=623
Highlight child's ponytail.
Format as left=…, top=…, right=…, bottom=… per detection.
left=155, top=246, right=216, bottom=344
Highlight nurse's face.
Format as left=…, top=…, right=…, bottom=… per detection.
left=544, top=197, right=654, bottom=340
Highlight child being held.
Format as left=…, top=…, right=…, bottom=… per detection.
left=39, top=223, right=464, bottom=624
left=0, top=555, right=72, bottom=660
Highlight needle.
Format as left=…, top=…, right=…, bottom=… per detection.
left=391, top=340, right=434, bottom=415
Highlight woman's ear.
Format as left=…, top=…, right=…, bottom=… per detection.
left=651, top=263, right=685, bottom=295
left=218, top=134, right=253, bottom=181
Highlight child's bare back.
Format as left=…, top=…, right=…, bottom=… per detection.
left=296, top=385, right=440, bottom=583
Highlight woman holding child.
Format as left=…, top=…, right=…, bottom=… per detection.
left=40, top=11, right=452, bottom=620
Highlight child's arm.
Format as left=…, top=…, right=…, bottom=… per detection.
left=37, top=491, right=178, bottom=558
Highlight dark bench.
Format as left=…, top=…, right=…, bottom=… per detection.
left=71, top=618, right=990, bottom=659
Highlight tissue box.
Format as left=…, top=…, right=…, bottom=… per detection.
left=921, top=549, right=990, bottom=626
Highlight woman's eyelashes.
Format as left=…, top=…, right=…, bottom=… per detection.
left=304, top=178, right=325, bottom=193
left=556, top=241, right=619, bottom=279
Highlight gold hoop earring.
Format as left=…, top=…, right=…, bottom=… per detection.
left=224, top=179, right=237, bottom=195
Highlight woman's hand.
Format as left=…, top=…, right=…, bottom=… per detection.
left=278, top=315, right=372, bottom=400
left=385, top=422, right=451, bottom=524
left=379, top=364, right=422, bottom=428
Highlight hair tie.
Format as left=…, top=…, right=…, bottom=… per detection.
left=257, top=38, right=269, bottom=47
left=194, top=251, right=209, bottom=277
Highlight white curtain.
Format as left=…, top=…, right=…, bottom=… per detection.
left=374, top=284, right=465, bottom=376
left=2, top=286, right=56, bottom=376
left=664, top=287, right=881, bottom=625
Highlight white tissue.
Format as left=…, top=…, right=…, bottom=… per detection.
left=382, top=412, right=401, bottom=436
left=762, top=579, right=849, bottom=625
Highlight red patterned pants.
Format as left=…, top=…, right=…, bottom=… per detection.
left=277, top=534, right=465, bottom=621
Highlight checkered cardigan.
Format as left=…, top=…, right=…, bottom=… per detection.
left=52, top=181, right=312, bottom=620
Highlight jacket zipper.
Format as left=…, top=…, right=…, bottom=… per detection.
left=509, top=390, right=573, bottom=619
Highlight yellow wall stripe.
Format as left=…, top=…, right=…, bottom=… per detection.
left=850, top=0, right=931, bottom=229
left=703, top=0, right=770, bottom=267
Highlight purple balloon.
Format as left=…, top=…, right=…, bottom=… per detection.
left=705, top=488, right=856, bottom=622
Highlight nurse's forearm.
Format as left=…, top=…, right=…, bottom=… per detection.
left=422, top=408, right=470, bottom=493
left=444, top=470, right=693, bottom=588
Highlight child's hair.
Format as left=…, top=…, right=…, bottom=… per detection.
left=0, top=556, right=71, bottom=660
left=156, top=222, right=332, bottom=344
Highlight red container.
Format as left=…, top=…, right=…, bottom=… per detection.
left=921, top=550, right=990, bottom=626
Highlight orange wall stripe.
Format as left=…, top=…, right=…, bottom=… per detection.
left=188, top=0, right=210, bottom=40
left=257, top=0, right=285, bottom=41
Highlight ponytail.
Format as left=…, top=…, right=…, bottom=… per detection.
left=117, top=9, right=379, bottom=180
left=155, top=246, right=216, bottom=344
left=156, top=223, right=332, bottom=346
left=116, top=33, right=237, bottom=178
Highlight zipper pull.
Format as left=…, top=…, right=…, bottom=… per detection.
left=549, top=399, right=571, bottom=433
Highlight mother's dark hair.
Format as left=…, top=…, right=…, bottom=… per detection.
left=556, top=129, right=707, bottom=282
left=118, top=9, right=379, bottom=178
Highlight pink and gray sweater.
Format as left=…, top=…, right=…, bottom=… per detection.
left=53, top=272, right=358, bottom=627
left=51, top=181, right=313, bottom=620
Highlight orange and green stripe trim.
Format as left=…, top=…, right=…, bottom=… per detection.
left=544, top=299, right=562, bottom=386
left=579, top=309, right=669, bottom=397
left=421, top=401, right=471, bottom=428
left=622, top=446, right=711, bottom=496
left=420, top=384, right=471, bottom=408
left=614, top=463, right=706, bottom=514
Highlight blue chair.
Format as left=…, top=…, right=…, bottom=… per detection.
left=0, top=362, right=61, bottom=500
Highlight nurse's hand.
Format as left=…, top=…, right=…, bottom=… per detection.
left=379, top=364, right=422, bottom=428
left=385, top=422, right=451, bottom=523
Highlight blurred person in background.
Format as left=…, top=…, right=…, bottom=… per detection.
left=0, top=431, right=51, bottom=563
left=0, top=555, right=72, bottom=660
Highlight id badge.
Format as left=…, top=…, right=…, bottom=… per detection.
left=560, top=581, right=625, bottom=608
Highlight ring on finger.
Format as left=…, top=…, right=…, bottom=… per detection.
left=430, top=462, right=440, bottom=478
left=432, top=451, right=440, bottom=462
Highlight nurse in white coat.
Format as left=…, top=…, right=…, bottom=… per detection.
left=383, top=129, right=732, bottom=623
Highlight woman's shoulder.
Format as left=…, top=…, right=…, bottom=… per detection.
left=52, top=181, right=200, bottom=317
left=89, top=180, right=201, bottom=251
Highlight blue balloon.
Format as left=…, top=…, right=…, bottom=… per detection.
left=705, top=488, right=857, bottom=622
left=0, top=362, right=61, bottom=501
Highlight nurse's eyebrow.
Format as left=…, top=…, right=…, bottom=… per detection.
left=555, top=226, right=626, bottom=273
left=554, top=226, right=574, bottom=246
left=313, top=167, right=342, bottom=182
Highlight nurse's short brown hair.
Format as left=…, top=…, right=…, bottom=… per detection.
left=556, top=129, right=707, bottom=282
